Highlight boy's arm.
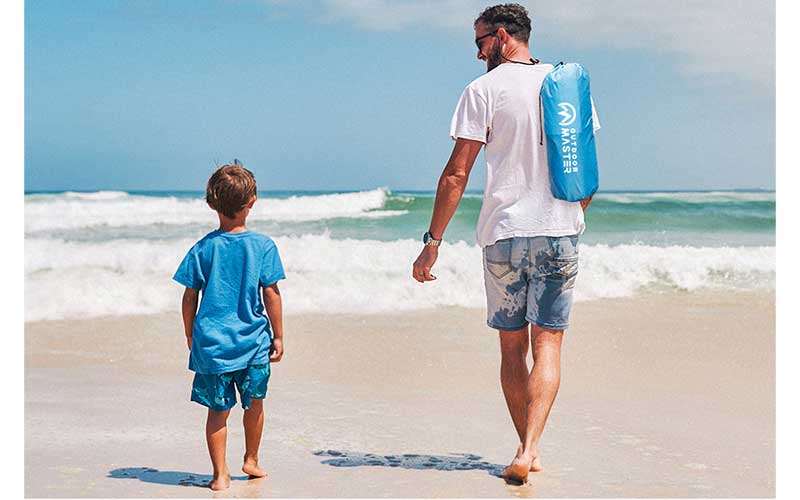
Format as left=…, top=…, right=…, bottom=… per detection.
left=262, top=283, right=284, bottom=362
left=181, top=287, right=199, bottom=350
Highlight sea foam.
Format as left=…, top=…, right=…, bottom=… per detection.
left=24, top=188, right=398, bottom=233
left=24, top=234, right=774, bottom=321
left=596, top=191, right=775, bottom=204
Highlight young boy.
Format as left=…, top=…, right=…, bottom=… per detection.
left=173, top=163, right=285, bottom=491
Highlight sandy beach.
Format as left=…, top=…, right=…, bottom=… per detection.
left=25, top=290, right=774, bottom=498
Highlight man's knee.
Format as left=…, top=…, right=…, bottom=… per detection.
left=499, top=327, right=529, bottom=376
left=530, top=325, right=563, bottom=347
left=498, top=326, right=529, bottom=353
left=530, top=325, right=563, bottom=365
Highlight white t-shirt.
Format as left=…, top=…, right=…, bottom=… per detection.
left=450, top=62, right=600, bottom=248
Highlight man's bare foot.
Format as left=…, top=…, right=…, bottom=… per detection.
left=208, top=471, right=231, bottom=491
left=514, top=444, right=543, bottom=473
left=502, top=456, right=530, bottom=485
left=242, top=456, right=268, bottom=478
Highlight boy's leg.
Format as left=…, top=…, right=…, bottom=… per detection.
left=237, top=363, right=270, bottom=478
left=242, top=398, right=267, bottom=477
left=206, top=408, right=232, bottom=490
left=192, top=372, right=237, bottom=490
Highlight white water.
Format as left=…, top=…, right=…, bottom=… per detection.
left=25, top=233, right=774, bottom=321
left=24, top=189, right=775, bottom=321
left=25, top=188, right=399, bottom=233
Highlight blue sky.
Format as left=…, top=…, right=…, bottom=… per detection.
left=24, top=0, right=775, bottom=192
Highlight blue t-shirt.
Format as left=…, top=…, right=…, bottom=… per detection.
left=172, top=230, right=285, bottom=374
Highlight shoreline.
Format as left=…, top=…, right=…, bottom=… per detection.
left=26, top=290, right=775, bottom=497
left=22, top=286, right=775, bottom=327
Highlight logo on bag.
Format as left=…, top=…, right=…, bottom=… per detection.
left=561, top=127, right=578, bottom=174
left=557, top=102, right=576, bottom=126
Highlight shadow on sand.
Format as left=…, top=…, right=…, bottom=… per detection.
left=107, top=467, right=254, bottom=488
left=314, top=450, right=505, bottom=478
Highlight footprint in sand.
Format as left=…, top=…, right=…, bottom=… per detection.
left=683, top=462, right=709, bottom=470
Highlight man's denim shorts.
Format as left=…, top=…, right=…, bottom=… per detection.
left=483, top=235, right=579, bottom=331
left=191, top=364, right=270, bottom=412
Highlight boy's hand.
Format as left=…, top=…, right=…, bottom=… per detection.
left=263, top=284, right=284, bottom=362
left=270, top=337, right=284, bottom=362
left=186, top=334, right=192, bottom=350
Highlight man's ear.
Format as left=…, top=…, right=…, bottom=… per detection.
left=247, top=196, right=256, bottom=208
left=497, top=26, right=511, bottom=44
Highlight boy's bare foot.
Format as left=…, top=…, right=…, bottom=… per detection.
left=242, top=456, right=268, bottom=478
left=208, top=471, right=231, bottom=491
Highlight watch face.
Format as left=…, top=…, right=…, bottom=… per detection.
left=423, top=232, right=430, bottom=243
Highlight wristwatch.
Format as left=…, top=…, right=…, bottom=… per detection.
left=423, top=231, right=442, bottom=247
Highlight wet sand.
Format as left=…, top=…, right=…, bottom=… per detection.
left=25, top=291, right=774, bottom=497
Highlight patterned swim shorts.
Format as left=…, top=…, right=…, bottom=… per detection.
left=483, top=235, right=579, bottom=331
left=191, top=363, right=270, bottom=412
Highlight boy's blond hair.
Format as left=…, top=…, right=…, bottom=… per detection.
left=206, top=165, right=257, bottom=218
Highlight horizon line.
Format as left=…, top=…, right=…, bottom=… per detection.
left=24, top=187, right=777, bottom=195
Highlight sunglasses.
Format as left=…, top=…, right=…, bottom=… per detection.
left=475, top=30, right=498, bottom=50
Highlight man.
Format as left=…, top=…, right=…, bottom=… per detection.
left=411, top=3, right=599, bottom=484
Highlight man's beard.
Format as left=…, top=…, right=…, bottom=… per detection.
left=486, top=43, right=502, bottom=72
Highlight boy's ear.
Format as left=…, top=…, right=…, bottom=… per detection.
left=247, top=196, right=256, bottom=208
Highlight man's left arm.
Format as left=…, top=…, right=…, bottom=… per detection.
left=412, top=138, right=484, bottom=283
left=581, top=98, right=601, bottom=213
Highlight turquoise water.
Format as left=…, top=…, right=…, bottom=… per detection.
left=24, top=188, right=775, bottom=321
left=26, top=189, right=775, bottom=247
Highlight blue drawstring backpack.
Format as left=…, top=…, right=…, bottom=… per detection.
left=540, top=62, right=599, bottom=202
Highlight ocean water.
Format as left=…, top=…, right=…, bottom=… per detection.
left=24, top=189, right=775, bottom=321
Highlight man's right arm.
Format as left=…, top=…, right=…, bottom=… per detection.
left=412, top=137, right=483, bottom=283
left=428, top=138, right=484, bottom=240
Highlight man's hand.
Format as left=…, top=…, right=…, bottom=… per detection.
left=270, top=337, right=284, bottom=362
left=412, top=246, right=439, bottom=283
left=186, top=334, right=192, bottom=350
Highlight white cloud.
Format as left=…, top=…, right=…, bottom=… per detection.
left=533, top=0, right=774, bottom=84
left=315, top=0, right=481, bottom=30
left=266, top=0, right=774, bottom=86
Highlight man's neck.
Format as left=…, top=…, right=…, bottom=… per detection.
left=501, top=43, right=534, bottom=64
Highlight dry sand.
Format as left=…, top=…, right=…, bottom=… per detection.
left=25, top=291, right=774, bottom=497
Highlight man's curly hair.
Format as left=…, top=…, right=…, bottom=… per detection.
left=474, top=3, right=532, bottom=44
